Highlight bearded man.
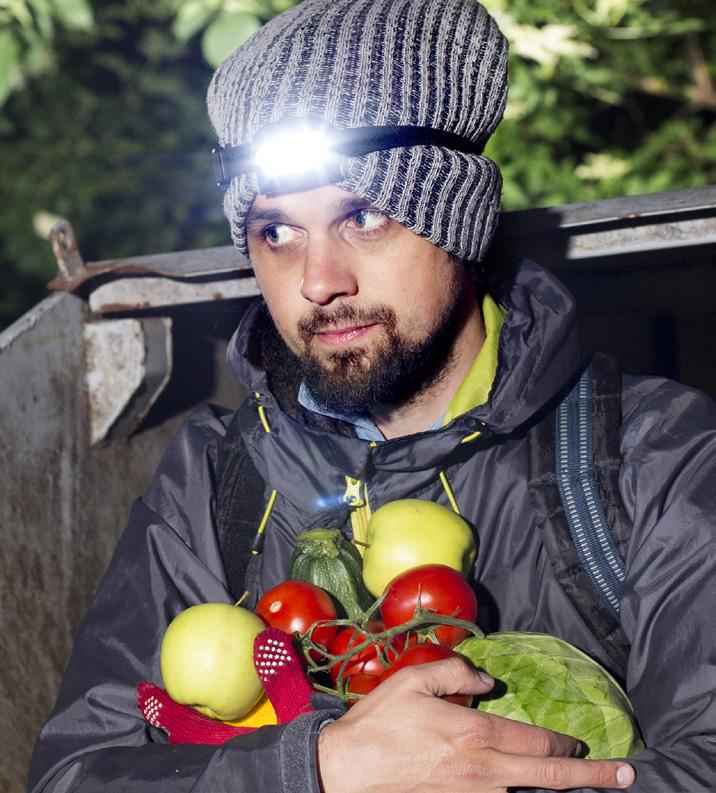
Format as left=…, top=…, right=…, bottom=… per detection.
left=28, top=1, right=716, bottom=793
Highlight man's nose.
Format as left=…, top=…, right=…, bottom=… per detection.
left=299, top=240, right=358, bottom=305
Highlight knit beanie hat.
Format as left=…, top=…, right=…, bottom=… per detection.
left=207, top=0, right=508, bottom=263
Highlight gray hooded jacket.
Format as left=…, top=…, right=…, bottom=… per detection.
left=28, top=260, right=716, bottom=793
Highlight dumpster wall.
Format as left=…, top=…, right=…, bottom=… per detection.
left=0, top=293, right=247, bottom=792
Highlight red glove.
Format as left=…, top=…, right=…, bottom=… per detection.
left=137, top=627, right=315, bottom=745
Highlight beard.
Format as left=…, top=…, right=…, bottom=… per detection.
left=296, top=283, right=467, bottom=415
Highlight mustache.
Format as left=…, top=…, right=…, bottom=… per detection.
left=298, top=303, right=396, bottom=340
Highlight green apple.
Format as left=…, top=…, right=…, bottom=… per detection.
left=160, top=602, right=265, bottom=721
left=362, top=499, right=477, bottom=597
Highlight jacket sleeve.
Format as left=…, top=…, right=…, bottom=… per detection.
left=613, top=376, right=716, bottom=792
left=27, top=405, right=344, bottom=793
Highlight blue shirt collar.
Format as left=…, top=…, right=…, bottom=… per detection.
left=298, top=381, right=443, bottom=441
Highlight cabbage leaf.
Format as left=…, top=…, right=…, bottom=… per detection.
left=456, top=632, right=644, bottom=759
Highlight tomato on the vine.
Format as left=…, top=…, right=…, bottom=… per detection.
left=379, top=643, right=473, bottom=706
left=327, top=621, right=407, bottom=681
left=344, top=673, right=380, bottom=702
left=381, top=564, right=478, bottom=647
left=380, top=642, right=457, bottom=678
left=255, top=580, right=337, bottom=657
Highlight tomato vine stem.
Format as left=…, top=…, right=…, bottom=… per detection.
left=296, top=607, right=485, bottom=701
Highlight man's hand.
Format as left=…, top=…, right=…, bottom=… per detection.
left=317, top=656, right=636, bottom=793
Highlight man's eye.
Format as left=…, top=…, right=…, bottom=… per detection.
left=263, top=224, right=300, bottom=247
left=350, top=208, right=389, bottom=234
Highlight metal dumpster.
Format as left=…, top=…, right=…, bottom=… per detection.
left=1, top=185, right=715, bottom=792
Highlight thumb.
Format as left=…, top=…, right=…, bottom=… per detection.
left=407, top=656, right=495, bottom=699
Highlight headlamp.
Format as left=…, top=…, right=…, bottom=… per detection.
left=212, top=119, right=484, bottom=195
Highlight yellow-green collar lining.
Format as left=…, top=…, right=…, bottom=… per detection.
left=441, top=293, right=507, bottom=426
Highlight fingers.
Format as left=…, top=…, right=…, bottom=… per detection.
left=370, top=659, right=637, bottom=790
left=467, top=711, right=581, bottom=758
left=385, top=659, right=581, bottom=759
left=398, top=656, right=496, bottom=699
left=480, top=751, right=636, bottom=790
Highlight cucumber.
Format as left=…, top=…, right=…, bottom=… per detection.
left=290, top=528, right=375, bottom=619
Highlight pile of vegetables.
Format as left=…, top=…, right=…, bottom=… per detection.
left=159, top=499, right=644, bottom=759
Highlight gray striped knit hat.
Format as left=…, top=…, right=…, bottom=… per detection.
left=207, top=0, right=508, bottom=262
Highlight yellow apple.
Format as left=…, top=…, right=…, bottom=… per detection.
left=362, top=499, right=477, bottom=597
left=160, top=602, right=265, bottom=721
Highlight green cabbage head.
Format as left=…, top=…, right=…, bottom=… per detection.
left=456, top=632, right=644, bottom=759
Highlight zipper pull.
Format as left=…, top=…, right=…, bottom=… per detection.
left=343, top=477, right=365, bottom=508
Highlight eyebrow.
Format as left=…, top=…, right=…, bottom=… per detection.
left=328, top=197, right=373, bottom=215
left=245, top=197, right=375, bottom=231
left=245, top=208, right=290, bottom=230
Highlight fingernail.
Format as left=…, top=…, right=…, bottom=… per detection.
left=616, top=765, right=635, bottom=786
left=572, top=741, right=586, bottom=758
left=477, top=670, right=493, bottom=685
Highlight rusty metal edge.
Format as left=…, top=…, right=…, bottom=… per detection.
left=497, top=184, right=716, bottom=235
left=48, top=245, right=253, bottom=293
left=0, top=293, right=67, bottom=352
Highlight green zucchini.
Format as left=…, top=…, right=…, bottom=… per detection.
left=290, top=528, right=375, bottom=619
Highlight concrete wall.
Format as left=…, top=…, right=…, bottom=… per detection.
left=0, top=293, right=248, bottom=792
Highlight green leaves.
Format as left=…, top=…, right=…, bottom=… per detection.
left=201, top=10, right=261, bottom=67
left=170, top=1, right=272, bottom=67
left=0, top=0, right=94, bottom=108
left=0, top=29, right=22, bottom=106
left=0, top=2, right=229, bottom=329
left=172, top=0, right=220, bottom=42
left=480, top=0, right=716, bottom=209
left=52, top=0, right=94, bottom=31
left=457, top=632, right=645, bottom=759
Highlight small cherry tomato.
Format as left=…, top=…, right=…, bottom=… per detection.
left=255, top=580, right=337, bottom=658
left=328, top=621, right=406, bottom=681
left=344, top=652, right=393, bottom=678
left=381, top=564, right=478, bottom=647
left=345, top=673, right=381, bottom=703
left=379, top=643, right=473, bottom=706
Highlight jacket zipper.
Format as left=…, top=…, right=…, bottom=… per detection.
left=344, top=476, right=372, bottom=557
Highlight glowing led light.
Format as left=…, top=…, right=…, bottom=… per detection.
left=253, top=127, right=335, bottom=182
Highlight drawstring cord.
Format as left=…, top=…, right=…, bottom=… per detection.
left=438, top=469, right=461, bottom=514
left=236, top=393, right=278, bottom=606
left=256, top=391, right=272, bottom=434
left=253, top=393, right=278, bottom=551
left=252, top=489, right=278, bottom=554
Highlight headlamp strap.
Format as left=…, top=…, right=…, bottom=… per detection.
left=212, top=125, right=485, bottom=189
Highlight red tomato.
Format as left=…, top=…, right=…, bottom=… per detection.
left=345, top=672, right=380, bottom=703
left=381, top=564, right=478, bottom=648
left=379, top=643, right=472, bottom=706
left=380, top=642, right=456, bottom=677
left=255, top=580, right=337, bottom=656
left=340, top=651, right=386, bottom=679
left=328, top=621, right=406, bottom=681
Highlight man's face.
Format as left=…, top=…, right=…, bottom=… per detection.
left=246, top=185, right=476, bottom=413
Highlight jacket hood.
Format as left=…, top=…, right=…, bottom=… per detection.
left=483, top=257, right=585, bottom=432
left=224, top=259, right=584, bottom=510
